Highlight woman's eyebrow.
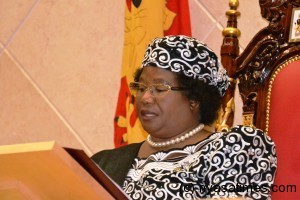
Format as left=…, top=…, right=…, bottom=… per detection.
left=152, top=78, right=170, bottom=84
left=138, top=77, right=169, bottom=84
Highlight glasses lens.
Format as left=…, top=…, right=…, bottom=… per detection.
left=129, top=82, right=145, bottom=96
left=152, top=84, right=170, bottom=97
left=129, top=82, right=171, bottom=97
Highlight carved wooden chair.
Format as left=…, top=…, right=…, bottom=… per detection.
left=219, top=0, right=300, bottom=198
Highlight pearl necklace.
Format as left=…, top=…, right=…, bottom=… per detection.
left=147, top=124, right=205, bottom=148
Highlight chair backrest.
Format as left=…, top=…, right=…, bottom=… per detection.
left=220, top=0, right=300, bottom=198
left=267, top=58, right=300, bottom=198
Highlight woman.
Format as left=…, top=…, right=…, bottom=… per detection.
left=92, top=35, right=277, bottom=199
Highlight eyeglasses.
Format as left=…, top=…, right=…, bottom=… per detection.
left=129, top=82, right=187, bottom=98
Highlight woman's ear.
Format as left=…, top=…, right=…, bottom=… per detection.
left=189, top=100, right=200, bottom=111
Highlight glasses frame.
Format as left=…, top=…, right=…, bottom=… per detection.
left=129, top=82, right=187, bottom=98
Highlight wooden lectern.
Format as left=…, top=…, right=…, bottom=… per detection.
left=0, top=141, right=129, bottom=200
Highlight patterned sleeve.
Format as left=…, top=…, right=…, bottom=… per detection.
left=204, top=125, right=277, bottom=200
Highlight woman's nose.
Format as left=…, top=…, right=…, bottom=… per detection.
left=140, top=89, right=155, bottom=104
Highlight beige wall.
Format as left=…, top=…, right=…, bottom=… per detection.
left=0, top=0, right=268, bottom=155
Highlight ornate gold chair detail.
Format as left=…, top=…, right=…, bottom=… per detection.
left=219, top=0, right=300, bottom=198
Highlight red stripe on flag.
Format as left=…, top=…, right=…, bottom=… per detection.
left=164, top=0, right=191, bottom=36
left=114, top=77, right=131, bottom=147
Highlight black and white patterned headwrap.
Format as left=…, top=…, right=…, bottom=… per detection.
left=141, top=35, right=229, bottom=97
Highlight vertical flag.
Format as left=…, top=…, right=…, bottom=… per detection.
left=114, top=0, right=191, bottom=147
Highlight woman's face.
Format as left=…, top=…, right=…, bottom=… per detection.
left=136, top=67, right=199, bottom=139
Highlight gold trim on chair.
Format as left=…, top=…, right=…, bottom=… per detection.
left=216, top=97, right=235, bottom=132
left=265, top=55, right=300, bottom=134
left=243, top=113, right=255, bottom=128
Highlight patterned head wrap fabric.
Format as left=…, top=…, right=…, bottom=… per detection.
left=141, top=35, right=229, bottom=97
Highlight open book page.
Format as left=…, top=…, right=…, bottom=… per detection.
left=65, top=147, right=130, bottom=200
